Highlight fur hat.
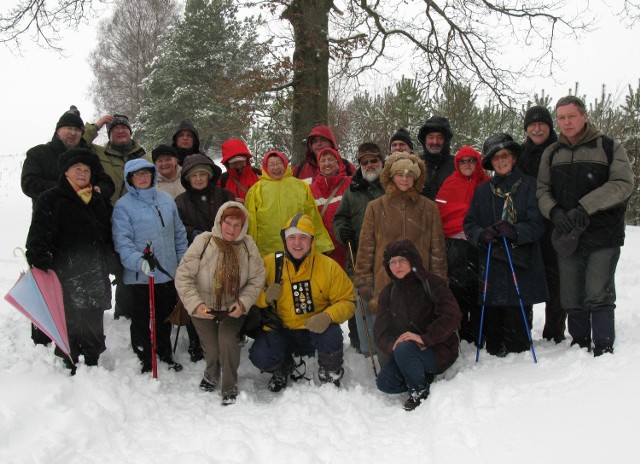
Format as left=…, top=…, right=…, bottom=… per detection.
left=551, top=209, right=589, bottom=258
left=107, top=114, right=132, bottom=137
left=357, top=142, right=383, bottom=162
left=523, top=105, right=553, bottom=131
left=152, top=144, right=178, bottom=163
left=481, top=133, right=520, bottom=170
left=417, top=116, right=453, bottom=146
left=55, top=105, right=84, bottom=132
left=389, top=128, right=414, bottom=151
left=58, top=147, right=100, bottom=175
left=380, top=151, right=426, bottom=197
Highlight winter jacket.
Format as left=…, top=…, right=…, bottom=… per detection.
left=537, top=122, right=634, bottom=252
left=255, top=249, right=355, bottom=331
left=464, top=168, right=548, bottom=306
left=175, top=154, right=234, bottom=243
left=21, top=135, right=115, bottom=207
left=244, top=151, right=334, bottom=256
left=26, top=175, right=116, bottom=311
left=292, top=125, right=356, bottom=184
left=156, top=165, right=185, bottom=199
left=310, top=150, right=352, bottom=269
left=175, top=201, right=266, bottom=315
left=112, top=159, right=189, bottom=285
left=354, top=152, right=447, bottom=312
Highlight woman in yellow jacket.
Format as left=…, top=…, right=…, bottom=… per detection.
left=248, top=214, right=355, bottom=392
left=244, top=150, right=333, bottom=256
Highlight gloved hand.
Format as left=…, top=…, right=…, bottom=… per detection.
left=304, top=312, right=332, bottom=333
left=338, top=226, right=356, bottom=244
left=264, top=283, right=282, bottom=304
left=357, top=285, right=374, bottom=302
left=550, top=207, right=572, bottom=234
left=479, top=226, right=498, bottom=245
left=191, top=229, right=203, bottom=240
left=571, top=205, right=590, bottom=229
left=141, top=260, right=153, bottom=276
left=495, top=220, right=518, bottom=242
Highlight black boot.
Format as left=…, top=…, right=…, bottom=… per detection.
left=318, top=349, right=344, bottom=387
left=268, top=356, right=294, bottom=392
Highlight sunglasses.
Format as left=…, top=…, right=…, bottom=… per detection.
left=458, top=158, right=477, bottom=165
left=360, top=158, right=381, bottom=166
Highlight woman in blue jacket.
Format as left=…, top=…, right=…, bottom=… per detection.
left=112, top=158, right=189, bottom=373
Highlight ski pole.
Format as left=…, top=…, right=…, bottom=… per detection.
left=347, top=241, right=378, bottom=377
left=476, top=242, right=492, bottom=362
left=502, top=237, right=538, bottom=363
left=143, top=241, right=158, bottom=378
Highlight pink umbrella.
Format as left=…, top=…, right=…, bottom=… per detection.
left=4, top=268, right=70, bottom=356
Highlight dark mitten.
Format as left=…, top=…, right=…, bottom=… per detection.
left=338, top=226, right=355, bottom=244
left=550, top=208, right=572, bottom=234
left=495, top=220, right=518, bottom=242
left=479, top=226, right=498, bottom=245
left=571, top=205, right=590, bottom=229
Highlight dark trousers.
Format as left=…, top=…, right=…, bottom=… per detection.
left=484, top=304, right=532, bottom=354
left=540, top=227, right=566, bottom=341
left=54, top=303, right=105, bottom=363
left=128, top=282, right=176, bottom=364
left=376, top=342, right=438, bottom=394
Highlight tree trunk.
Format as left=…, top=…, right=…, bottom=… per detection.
left=282, top=0, right=331, bottom=165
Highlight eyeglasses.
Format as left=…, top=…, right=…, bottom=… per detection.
left=360, top=158, right=380, bottom=167
left=458, top=158, right=477, bottom=165
left=267, top=162, right=284, bottom=169
left=388, top=257, right=409, bottom=266
left=132, top=170, right=153, bottom=178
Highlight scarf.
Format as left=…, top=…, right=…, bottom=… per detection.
left=67, top=177, right=93, bottom=204
left=211, top=236, right=240, bottom=310
left=490, top=178, right=522, bottom=224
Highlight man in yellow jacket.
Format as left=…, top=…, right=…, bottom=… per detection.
left=249, top=214, right=355, bottom=391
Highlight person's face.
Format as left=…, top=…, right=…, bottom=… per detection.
left=458, top=156, right=477, bottom=178
left=556, top=104, right=588, bottom=144
left=425, top=132, right=445, bottom=154
left=56, top=126, right=83, bottom=149
left=310, top=136, right=332, bottom=156
left=393, top=172, right=415, bottom=192
left=266, top=155, right=285, bottom=180
left=390, top=140, right=411, bottom=153
left=154, top=154, right=178, bottom=178
left=131, top=168, right=153, bottom=189
left=228, top=158, right=247, bottom=171
left=526, top=122, right=551, bottom=146
left=65, top=163, right=91, bottom=189
left=389, top=256, right=411, bottom=279
left=318, top=153, right=340, bottom=176
left=286, top=233, right=312, bottom=260
left=176, top=130, right=195, bottom=150
left=491, top=149, right=516, bottom=176
left=359, top=155, right=383, bottom=182
left=221, top=217, right=244, bottom=242
left=188, top=171, right=210, bottom=190
left=110, top=125, right=132, bottom=145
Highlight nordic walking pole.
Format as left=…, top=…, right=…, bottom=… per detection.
left=172, top=325, right=181, bottom=354
left=476, top=242, right=492, bottom=363
left=347, top=241, right=378, bottom=377
left=502, top=237, right=538, bottom=364
left=143, top=242, right=158, bottom=379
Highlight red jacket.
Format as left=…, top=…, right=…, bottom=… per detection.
left=293, top=125, right=355, bottom=184
left=219, top=139, right=261, bottom=200
left=436, top=146, right=489, bottom=237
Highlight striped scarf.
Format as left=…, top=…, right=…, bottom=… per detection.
left=489, top=178, right=522, bottom=224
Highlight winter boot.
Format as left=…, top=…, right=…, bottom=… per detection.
left=570, top=337, right=592, bottom=351
left=188, top=340, right=204, bottom=363
left=593, top=345, right=614, bottom=357
left=318, top=349, right=345, bottom=387
left=84, top=355, right=99, bottom=367
left=318, top=366, right=345, bottom=387
left=403, top=386, right=430, bottom=411
left=63, top=358, right=77, bottom=376
left=268, top=356, right=294, bottom=392
left=199, top=375, right=217, bottom=392
left=221, top=395, right=237, bottom=406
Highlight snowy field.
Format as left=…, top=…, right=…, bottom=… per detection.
left=1, top=152, right=639, bottom=464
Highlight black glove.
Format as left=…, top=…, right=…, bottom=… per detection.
left=479, top=226, right=498, bottom=245
left=191, top=229, right=203, bottom=240
left=495, top=220, right=518, bottom=242
left=338, top=226, right=356, bottom=244
left=571, top=205, right=589, bottom=229
left=550, top=208, right=572, bottom=235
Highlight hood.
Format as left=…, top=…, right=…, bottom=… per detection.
left=418, top=116, right=453, bottom=156
left=180, top=153, right=222, bottom=190
left=383, top=239, right=428, bottom=281
left=453, top=145, right=487, bottom=181
left=316, top=147, right=346, bottom=177
left=303, top=125, right=338, bottom=165
left=260, top=150, right=291, bottom=179
left=221, top=139, right=252, bottom=165
left=172, top=120, right=201, bottom=153
left=211, top=200, right=250, bottom=242
left=124, top=158, right=157, bottom=191
left=380, top=151, right=426, bottom=199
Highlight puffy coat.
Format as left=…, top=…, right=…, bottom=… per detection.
left=175, top=154, right=234, bottom=243
left=310, top=148, right=351, bottom=268
left=354, top=152, right=447, bottom=312
left=464, top=168, right=548, bottom=305
left=244, top=150, right=334, bottom=256
left=112, top=159, right=189, bottom=285
left=175, top=201, right=266, bottom=314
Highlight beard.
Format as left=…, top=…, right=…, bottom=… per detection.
left=362, top=166, right=382, bottom=183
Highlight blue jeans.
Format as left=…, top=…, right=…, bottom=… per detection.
left=558, top=246, right=620, bottom=348
left=376, top=341, right=438, bottom=394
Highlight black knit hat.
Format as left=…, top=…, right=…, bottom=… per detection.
left=523, top=105, right=553, bottom=131
left=481, top=133, right=520, bottom=170
left=152, top=144, right=178, bottom=163
left=107, top=114, right=132, bottom=137
left=55, top=105, right=84, bottom=131
left=58, top=148, right=100, bottom=179
left=389, top=128, right=414, bottom=151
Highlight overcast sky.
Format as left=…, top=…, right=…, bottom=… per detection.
left=1, top=0, right=639, bottom=157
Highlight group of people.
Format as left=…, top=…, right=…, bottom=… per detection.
left=20, top=93, right=633, bottom=410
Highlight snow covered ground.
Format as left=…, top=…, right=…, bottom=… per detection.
left=1, top=153, right=639, bottom=464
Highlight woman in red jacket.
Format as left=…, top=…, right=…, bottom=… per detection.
left=219, top=139, right=260, bottom=203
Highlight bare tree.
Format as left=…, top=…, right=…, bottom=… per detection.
left=89, top=0, right=180, bottom=121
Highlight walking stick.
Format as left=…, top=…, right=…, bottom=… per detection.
left=501, top=237, right=538, bottom=363
left=476, top=242, right=492, bottom=362
left=347, top=241, right=378, bottom=377
left=143, top=242, right=158, bottom=379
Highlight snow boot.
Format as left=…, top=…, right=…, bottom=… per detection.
left=199, top=376, right=217, bottom=392
left=188, top=340, right=204, bottom=363
left=221, top=395, right=237, bottom=406
left=318, top=366, right=344, bottom=387
left=403, top=386, right=430, bottom=411
left=593, top=345, right=614, bottom=357
left=268, top=356, right=294, bottom=392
